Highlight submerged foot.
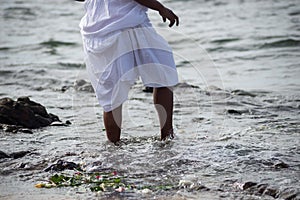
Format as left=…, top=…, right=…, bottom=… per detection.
left=161, top=128, right=174, bottom=141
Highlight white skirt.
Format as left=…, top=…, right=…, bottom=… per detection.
left=82, top=23, right=178, bottom=112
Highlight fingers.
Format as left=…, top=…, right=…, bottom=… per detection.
left=162, top=16, right=166, bottom=23
left=175, top=14, right=179, bottom=26
left=169, top=19, right=175, bottom=27
left=168, top=14, right=179, bottom=27
left=160, top=8, right=179, bottom=27
left=167, top=10, right=179, bottom=27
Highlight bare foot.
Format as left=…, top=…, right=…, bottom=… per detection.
left=161, top=128, right=174, bottom=141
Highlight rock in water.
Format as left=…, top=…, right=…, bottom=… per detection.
left=74, top=79, right=94, bottom=92
left=0, top=97, right=60, bottom=129
left=0, top=150, right=10, bottom=159
left=44, top=160, right=81, bottom=172
left=273, top=161, right=289, bottom=169
left=9, top=151, right=30, bottom=159
left=0, top=150, right=30, bottom=159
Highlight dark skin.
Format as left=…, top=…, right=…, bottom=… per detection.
left=104, top=87, right=175, bottom=143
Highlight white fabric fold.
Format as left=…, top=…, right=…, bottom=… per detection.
left=80, top=0, right=178, bottom=112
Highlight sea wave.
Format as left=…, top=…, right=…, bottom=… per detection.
left=260, top=39, right=300, bottom=49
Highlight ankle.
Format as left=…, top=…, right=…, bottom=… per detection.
left=161, top=128, right=174, bottom=141
left=106, top=131, right=121, bottom=143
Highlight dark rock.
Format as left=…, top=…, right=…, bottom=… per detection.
left=274, top=161, right=289, bottom=169
left=263, top=188, right=278, bottom=198
left=61, top=85, right=71, bottom=92
left=9, top=151, right=30, bottom=159
left=0, top=124, right=20, bottom=133
left=49, top=113, right=60, bottom=122
left=34, top=114, right=52, bottom=127
left=0, top=150, right=11, bottom=159
left=256, top=183, right=268, bottom=194
left=17, top=97, right=48, bottom=118
left=0, top=150, right=30, bottom=159
left=231, top=89, right=256, bottom=97
left=242, top=181, right=258, bottom=190
left=284, top=193, right=298, bottom=200
left=0, top=114, right=15, bottom=125
left=0, top=97, right=60, bottom=131
left=242, top=182, right=293, bottom=199
left=227, top=109, right=243, bottom=115
left=44, top=160, right=81, bottom=172
left=235, top=181, right=299, bottom=199
left=277, top=189, right=299, bottom=200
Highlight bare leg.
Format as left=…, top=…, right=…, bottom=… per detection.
left=103, top=105, right=122, bottom=143
left=153, top=87, right=174, bottom=140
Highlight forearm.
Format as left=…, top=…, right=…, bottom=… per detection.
left=134, top=0, right=165, bottom=12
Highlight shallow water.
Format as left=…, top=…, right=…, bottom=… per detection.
left=0, top=0, right=299, bottom=199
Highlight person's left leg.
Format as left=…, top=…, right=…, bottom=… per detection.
left=103, top=105, right=122, bottom=143
left=153, top=87, right=174, bottom=140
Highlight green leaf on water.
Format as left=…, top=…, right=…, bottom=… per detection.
left=113, top=177, right=121, bottom=184
left=156, top=184, right=174, bottom=190
left=37, top=171, right=177, bottom=193
left=50, top=174, right=70, bottom=185
left=90, top=185, right=104, bottom=192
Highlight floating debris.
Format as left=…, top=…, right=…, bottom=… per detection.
left=36, top=168, right=183, bottom=194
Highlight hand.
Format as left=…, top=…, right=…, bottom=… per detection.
left=159, top=7, right=179, bottom=27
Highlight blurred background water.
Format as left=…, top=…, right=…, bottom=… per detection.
left=0, top=0, right=299, bottom=199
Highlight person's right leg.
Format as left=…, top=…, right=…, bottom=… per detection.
left=103, top=105, right=122, bottom=143
left=153, top=87, right=174, bottom=140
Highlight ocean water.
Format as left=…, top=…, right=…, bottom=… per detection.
left=0, top=0, right=299, bottom=199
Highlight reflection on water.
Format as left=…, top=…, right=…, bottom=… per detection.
left=0, top=0, right=299, bottom=199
